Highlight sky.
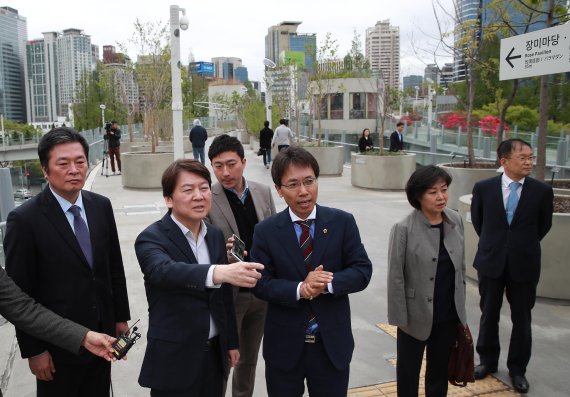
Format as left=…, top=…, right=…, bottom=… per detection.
left=14, top=0, right=455, bottom=84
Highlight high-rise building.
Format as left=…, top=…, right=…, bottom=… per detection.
left=452, top=0, right=564, bottom=81
left=440, top=63, right=454, bottom=86
left=403, top=75, right=423, bottom=90
left=0, top=6, right=28, bottom=122
left=234, top=66, right=248, bottom=83
left=265, top=21, right=316, bottom=70
left=25, top=28, right=94, bottom=123
left=424, top=64, right=440, bottom=84
left=211, top=57, right=242, bottom=80
left=25, top=32, right=60, bottom=123
left=365, top=20, right=400, bottom=91
left=57, top=29, right=92, bottom=116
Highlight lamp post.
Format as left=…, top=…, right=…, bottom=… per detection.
left=426, top=78, right=433, bottom=129
left=263, top=58, right=276, bottom=127
left=99, top=104, right=106, bottom=127
left=170, top=5, right=189, bottom=160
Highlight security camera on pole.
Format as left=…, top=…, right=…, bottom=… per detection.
left=170, top=5, right=189, bottom=160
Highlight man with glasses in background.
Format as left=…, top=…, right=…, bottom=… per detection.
left=471, top=138, right=553, bottom=394
left=250, top=146, right=372, bottom=397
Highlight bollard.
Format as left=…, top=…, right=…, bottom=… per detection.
left=477, top=128, right=482, bottom=150
left=0, top=168, right=16, bottom=223
left=483, top=137, right=491, bottom=159
left=414, top=121, right=418, bottom=139
left=456, top=126, right=462, bottom=147
left=430, top=135, right=438, bottom=165
left=556, top=140, right=568, bottom=179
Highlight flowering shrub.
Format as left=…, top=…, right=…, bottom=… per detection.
left=479, top=116, right=509, bottom=136
left=399, top=117, right=413, bottom=126
left=438, top=113, right=468, bottom=129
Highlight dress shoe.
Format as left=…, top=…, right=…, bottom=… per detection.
left=510, top=374, right=529, bottom=393
left=474, top=364, right=497, bottom=380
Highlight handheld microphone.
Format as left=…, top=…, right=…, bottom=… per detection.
left=112, top=319, right=142, bottom=360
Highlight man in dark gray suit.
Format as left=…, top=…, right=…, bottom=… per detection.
left=207, top=135, right=276, bottom=397
left=0, top=267, right=119, bottom=397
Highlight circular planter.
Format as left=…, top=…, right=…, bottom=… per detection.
left=121, top=152, right=174, bottom=189
left=304, top=145, right=344, bottom=176
left=351, top=153, right=416, bottom=190
left=238, top=130, right=250, bottom=144
left=438, top=163, right=499, bottom=211
left=250, top=137, right=260, bottom=153
left=548, top=179, right=570, bottom=196
left=459, top=194, right=570, bottom=300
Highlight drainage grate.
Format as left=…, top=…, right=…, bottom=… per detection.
left=118, top=204, right=165, bottom=216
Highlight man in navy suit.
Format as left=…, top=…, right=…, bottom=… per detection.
left=5, top=127, right=131, bottom=397
left=135, top=159, right=264, bottom=397
left=251, top=146, right=372, bottom=397
left=471, top=139, right=553, bottom=394
left=389, top=121, right=405, bottom=152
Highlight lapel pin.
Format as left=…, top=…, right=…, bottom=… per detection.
left=323, top=228, right=328, bottom=234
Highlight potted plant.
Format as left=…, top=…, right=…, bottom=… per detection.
left=120, top=19, right=175, bottom=189
left=351, top=81, right=416, bottom=190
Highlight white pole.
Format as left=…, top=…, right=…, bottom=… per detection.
left=428, top=83, right=433, bottom=128
left=170, top=5, right=184, bottom=160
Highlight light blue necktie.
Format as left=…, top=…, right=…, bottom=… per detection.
left=506, top=182, right=521, bottom=225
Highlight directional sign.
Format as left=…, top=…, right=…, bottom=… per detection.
left=500, top=23, right=570, bottom=81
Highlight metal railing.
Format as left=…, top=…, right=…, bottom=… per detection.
left=295, top=121, right=570, bottom=179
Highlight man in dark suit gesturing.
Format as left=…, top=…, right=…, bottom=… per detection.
left=135, top=159, right=264, bottom=397
left=207, top=135, right=276, bottom=397
left=5, top=127, right=131, bottom=397
left=251, top=147, right=372, bottom=397
left=471, top=139, right=553, bottom=394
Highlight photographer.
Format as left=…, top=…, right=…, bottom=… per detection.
left=105, top=121, right=122, bottom=175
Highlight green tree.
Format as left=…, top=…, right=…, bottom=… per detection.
left=125, top=19, right=171, bottom=152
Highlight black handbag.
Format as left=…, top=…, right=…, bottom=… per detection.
left=448, top=323, right=475, bottom=387
left=257, top=148, right=265, bottom=156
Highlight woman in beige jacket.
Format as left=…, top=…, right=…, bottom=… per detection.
left=387, top=165, right=467, bottom=397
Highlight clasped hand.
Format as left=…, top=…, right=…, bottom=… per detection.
left=301, top=265, right=333, bottom=300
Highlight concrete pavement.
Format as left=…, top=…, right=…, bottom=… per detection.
left=2, top=136, right=570, bottom=396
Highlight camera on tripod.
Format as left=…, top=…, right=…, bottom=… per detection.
left=104, top=122, right=112, bottom=138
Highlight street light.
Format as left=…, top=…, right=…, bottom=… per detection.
left=263, top=58, right=276, bottom=127
left=170, top=5, right=189, bottom=160
left=99, top=104, right=106, bottom=127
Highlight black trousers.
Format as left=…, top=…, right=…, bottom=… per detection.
left=277, top=145, right=289, bottom=152
left=476, top=272, right=536, bottom=376
left=151, top=337, right=223, bottom=397
left=36, top=358, right=111, bottom=397
left=265, top=340, right=349, bottom=397
left=396, top=322, right=457, bottom=397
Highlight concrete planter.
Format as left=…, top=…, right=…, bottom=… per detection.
left=550, top=179, right=570, bottom=196
left=438, top=163, right=498, bottom=211
left=121, top=152, right=173, bottom=189
left=459, top=194, right=570, bottom=300
left=351, top=153, right=416, bottom=190
left=238, top=130, right=250, bottom=144
left=250, top=137, right=260, bottom=153
left=304, top=145, right=344, bottom=176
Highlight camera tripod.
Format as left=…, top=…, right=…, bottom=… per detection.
left=101, top=138, right=110, bottom=178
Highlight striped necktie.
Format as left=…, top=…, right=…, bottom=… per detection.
left=295, top=220, right=313, bottom=272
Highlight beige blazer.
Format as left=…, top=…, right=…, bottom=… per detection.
left=207, top=179, right=277, bottom=243
left=387, top=208, right=467, bottom=341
